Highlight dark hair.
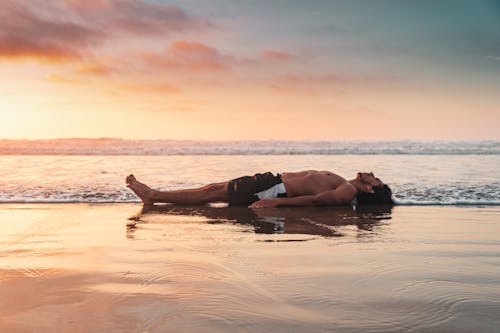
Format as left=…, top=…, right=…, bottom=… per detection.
left=356, top=184, right=393, bottom=205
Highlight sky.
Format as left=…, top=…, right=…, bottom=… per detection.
left=0, top=0, right=499, bottom=140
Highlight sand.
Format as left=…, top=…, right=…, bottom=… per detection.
left=1, top=203, right=499, bottom=332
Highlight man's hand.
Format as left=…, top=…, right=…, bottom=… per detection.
left=249, top=199, right=279, bottom=208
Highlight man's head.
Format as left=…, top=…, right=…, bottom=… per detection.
left=356, top=172, right=383, bottom=193
left=355, top=172, right=393, bottom=205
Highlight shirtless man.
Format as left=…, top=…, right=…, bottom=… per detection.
left=126, top=170, right=393, bottom=208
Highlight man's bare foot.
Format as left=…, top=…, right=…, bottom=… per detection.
left=126, top=174, right=154, bottom=205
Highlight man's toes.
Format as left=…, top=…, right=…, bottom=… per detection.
left=126, top=174, right=136, bottom=184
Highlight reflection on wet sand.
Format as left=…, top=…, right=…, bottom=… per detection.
left=128, top=204, right=393, bottom=238
left=2, top=204, right=499, bottom=332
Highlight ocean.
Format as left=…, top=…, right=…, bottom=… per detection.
left=1, top=139, right=499, bottom=205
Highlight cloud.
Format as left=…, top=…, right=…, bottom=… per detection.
left=270, top=73, right=397, bottom=95
left=138, top=105, right=197, bottom=113
left=142, top=40, right=233, bottom=71
left=75, top=61, right=116, bottom=76
left=270, top=74, right=346, bottom=95
left=64, top=0, right=212, bottom=35
left=0, top=0, right=211, bottom=62
left=46, top=74, right=80, bottom=84
left=0, top=2, right=102, bottom=61
left=261, top=50, right=294, bottom=62
left=116, top=82, right=181, bottom=95
left=63, top=0, right=109, bottom=10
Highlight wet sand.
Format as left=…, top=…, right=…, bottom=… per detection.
left=1, top=204, right=499, bottom=332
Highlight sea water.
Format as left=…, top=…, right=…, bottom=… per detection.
left=0, top=140, right=499, bottom=205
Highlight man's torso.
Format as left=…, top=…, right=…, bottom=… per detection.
left=281, top=170, right=348, bottom=197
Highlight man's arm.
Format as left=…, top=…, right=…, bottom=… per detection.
left=249, top=184, right=356, bottom=208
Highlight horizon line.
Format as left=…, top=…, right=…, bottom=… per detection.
left=1, top=137, right=499, bottom=143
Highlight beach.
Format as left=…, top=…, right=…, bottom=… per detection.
left=2, top=0, right=499, bottom=330
left=1, top=203, right=499, bottom=332
left=0, top=150, right=499, bottom=331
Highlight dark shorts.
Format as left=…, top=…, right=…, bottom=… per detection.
left=227, top=172, right=286, bottom=205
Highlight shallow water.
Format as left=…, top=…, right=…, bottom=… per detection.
left=1, top=204, right=499, bottom=332
left=1, top=154, right=499, bottom=204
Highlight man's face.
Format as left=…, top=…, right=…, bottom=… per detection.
left=358, top=172, right=384, bottom=187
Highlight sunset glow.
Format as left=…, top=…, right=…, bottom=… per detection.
left=1, top=0, right=499, bottom=140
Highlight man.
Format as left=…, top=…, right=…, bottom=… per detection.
left=126, top=170, right=393, bottom=208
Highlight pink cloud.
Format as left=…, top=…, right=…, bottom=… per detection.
left=261, top=50, right=294, bottom=62
left=142, top=40, right=232, bottom=71
left=270, top=74, right=342, bottom=95
left=64, top=0, right=212, bottom=35
left=63, top=0, right=110, bottom=10
left=0, top=0, right=211, bottom=62
left=0, top=2, right=101, bottom=61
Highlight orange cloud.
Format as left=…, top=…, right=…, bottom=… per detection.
left=116, top=82, right=181, bottom=95
left=75, top=62, right=115, bottom=76
left=46, top=74, right=80, bottom=84
left=0, top=35, right=82, bottom=62
left=142, top=41, right=232, bottom=71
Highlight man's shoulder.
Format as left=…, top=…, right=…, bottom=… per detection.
left=333, top=182, right=356, bottom=195
left=337, top=181, right=358, bottom=195
left=316, top=183, right=357, bottom=205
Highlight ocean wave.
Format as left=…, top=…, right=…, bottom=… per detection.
left=1, top=139, right=499, bottom=155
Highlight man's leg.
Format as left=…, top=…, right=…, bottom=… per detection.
left=126, top=175, right=229, bottom=205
